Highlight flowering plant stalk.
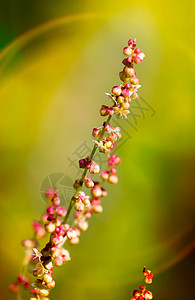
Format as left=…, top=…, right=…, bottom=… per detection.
left=9, top=38, right=148, bottom=300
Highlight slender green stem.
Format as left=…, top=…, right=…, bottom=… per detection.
left=63, top=114, right=112, bottom=224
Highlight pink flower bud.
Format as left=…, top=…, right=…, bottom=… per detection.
left=54, top=217, right=62, bottom=227
left=130, top=76, right=139, bottom=85
left=32, top=221, right=46, bottom=239
left=117, top=96, right=124, bottom=104
left=30, top=288, right=39, bottom=295
left=78, top=220, right=88, bottom=231
left=79, top=158, right=86, bottom=168
left=74, top=201, right=84, bottom=212
left=123, top=46, right=133, bottom=56
left=92, top=128, right=101, bottom=137
left=51, top=234, right=63, bottom=245
left=42, top=213, right=49, bottom=224
left=91, top=197, right=101, bottom=205
left=9, top=283, right=19, bottom=294
left=144, top=290, right=153, bottom=300
left=21, top=238, right=37, bottom=249
left=74, top=212, right=80, bottom=219
left=52, top=196, right=61, bottom=206
left=100, top=105, right=109, bottom=116
left=84, top=177, right=94, bottom=188
left=39, top=289, right=50, bottom=297
left=133, top=55, right=142, bottom=63
left=74, top=227, right=80, bottom=236
left=78, top=192, right=85, bottom=201
left=110, top=167, right=117, bottom=174
left=122, top=56, right=133, bottom=66
left=123, top=66, right=136, bottom=77
left=107, top=107, right=114, bottom=115
left=122, top=88, right=130, bottom=98
left=54, top=256, right=64, bottom=267
left=47, top=206, right=55, bottom=215
left=108, top=174, right=118, bottom=184
left=69, top=237, right=79, bottom=245
left=133, top=290, right=141, bottom=297
left=137, top=52, right=146, bottom=61
left=112, top=85, right=122, bottom=96
left=128, top=39, right=136, bottom=48
left=83, top=197, right=90, bottom=206
left=89, top=162, right=100, bottom=174
left=61, top=248, right=71, bottom=261
left=55, top=225, right=66, bottom=236
left=45, top=189, right=54, bottom=198
left=101, top=188, right=107, bottom=197
left=51, top=246, right=61, bottom=258
left=108, top=154, right=121, bottom=166
left=45, top=222, right=56, bottom=233
left=125, top=83, right=131, bottom=89
left=91, top=185, right=102, bottom=198
left=56, top=207, right=67, bottom=217
left=100, top=170, right=109, bottom=180
left=47, top=280, right=55, bottom=289
left=47, top=214, right=55, bottom=221
left=134, top=48, right=141, bottom=54
left=92, top=204, right=103, bottom=213
left=17, top=274, right=25, bottom=284
left=23, top=279, right=31, bottom=289
left=104, top=123, right=111, bottom=132
left=85, top=211, right=92, bottom=218
left=145, top=273, right=153, bottom=284
left=119, top=71, right=128, bottom=83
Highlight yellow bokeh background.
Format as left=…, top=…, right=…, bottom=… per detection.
left=0, top=1, right=194, bottom=299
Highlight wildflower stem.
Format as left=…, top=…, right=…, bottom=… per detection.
left=63, top=114, right=112, bottom=224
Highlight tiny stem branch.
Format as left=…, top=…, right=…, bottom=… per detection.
left=63, top=114, right=112, bottom=224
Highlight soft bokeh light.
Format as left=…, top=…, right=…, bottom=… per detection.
left=0, top=1, right=194, bottom=300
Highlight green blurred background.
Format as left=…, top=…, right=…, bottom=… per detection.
left=0, top=1, right=194, bottom=299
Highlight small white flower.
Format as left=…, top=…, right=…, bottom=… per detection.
left=78, top=191, right=85, bottom=197
left=93, top=140, right=108, bottom=152
left=117, top=109, right=130, bottom=119
left=111, top=127, right=120, bottom=134
left=105, top=92, right=117, bottom=104
left=61, top=248, right=71, bottom=262
left=90, top=162, right=100, bottom=174
left=34, top=262, right=48, bottom=276
left=32, top=248, right=42, bottom=261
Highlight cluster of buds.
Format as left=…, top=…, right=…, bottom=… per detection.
left=143, top=267, right=154, bottom=284
left=79, top=156, right=100, bottom=174
left=130, top=267, right=153, bottom=300
left=9, top=274, right=31, bottom=296
left=29, top=191, right=72, bottom=299
left=100, top=38, right=145, bottom=119
left=74, top=191, right=90, bottom=212
left=93, top=123, right=121, bottom=154
left=41, top=190, right=67, bottom=234
left=100, top=105, right=115, bottom=116
left=73, top=153, right=122, bottom=232
left=100, top=168, right=118, bottom=184
left=122, top=38, right=145, bottom=80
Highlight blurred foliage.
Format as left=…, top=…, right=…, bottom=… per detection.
left=0, top=1, right=194, bottom=300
